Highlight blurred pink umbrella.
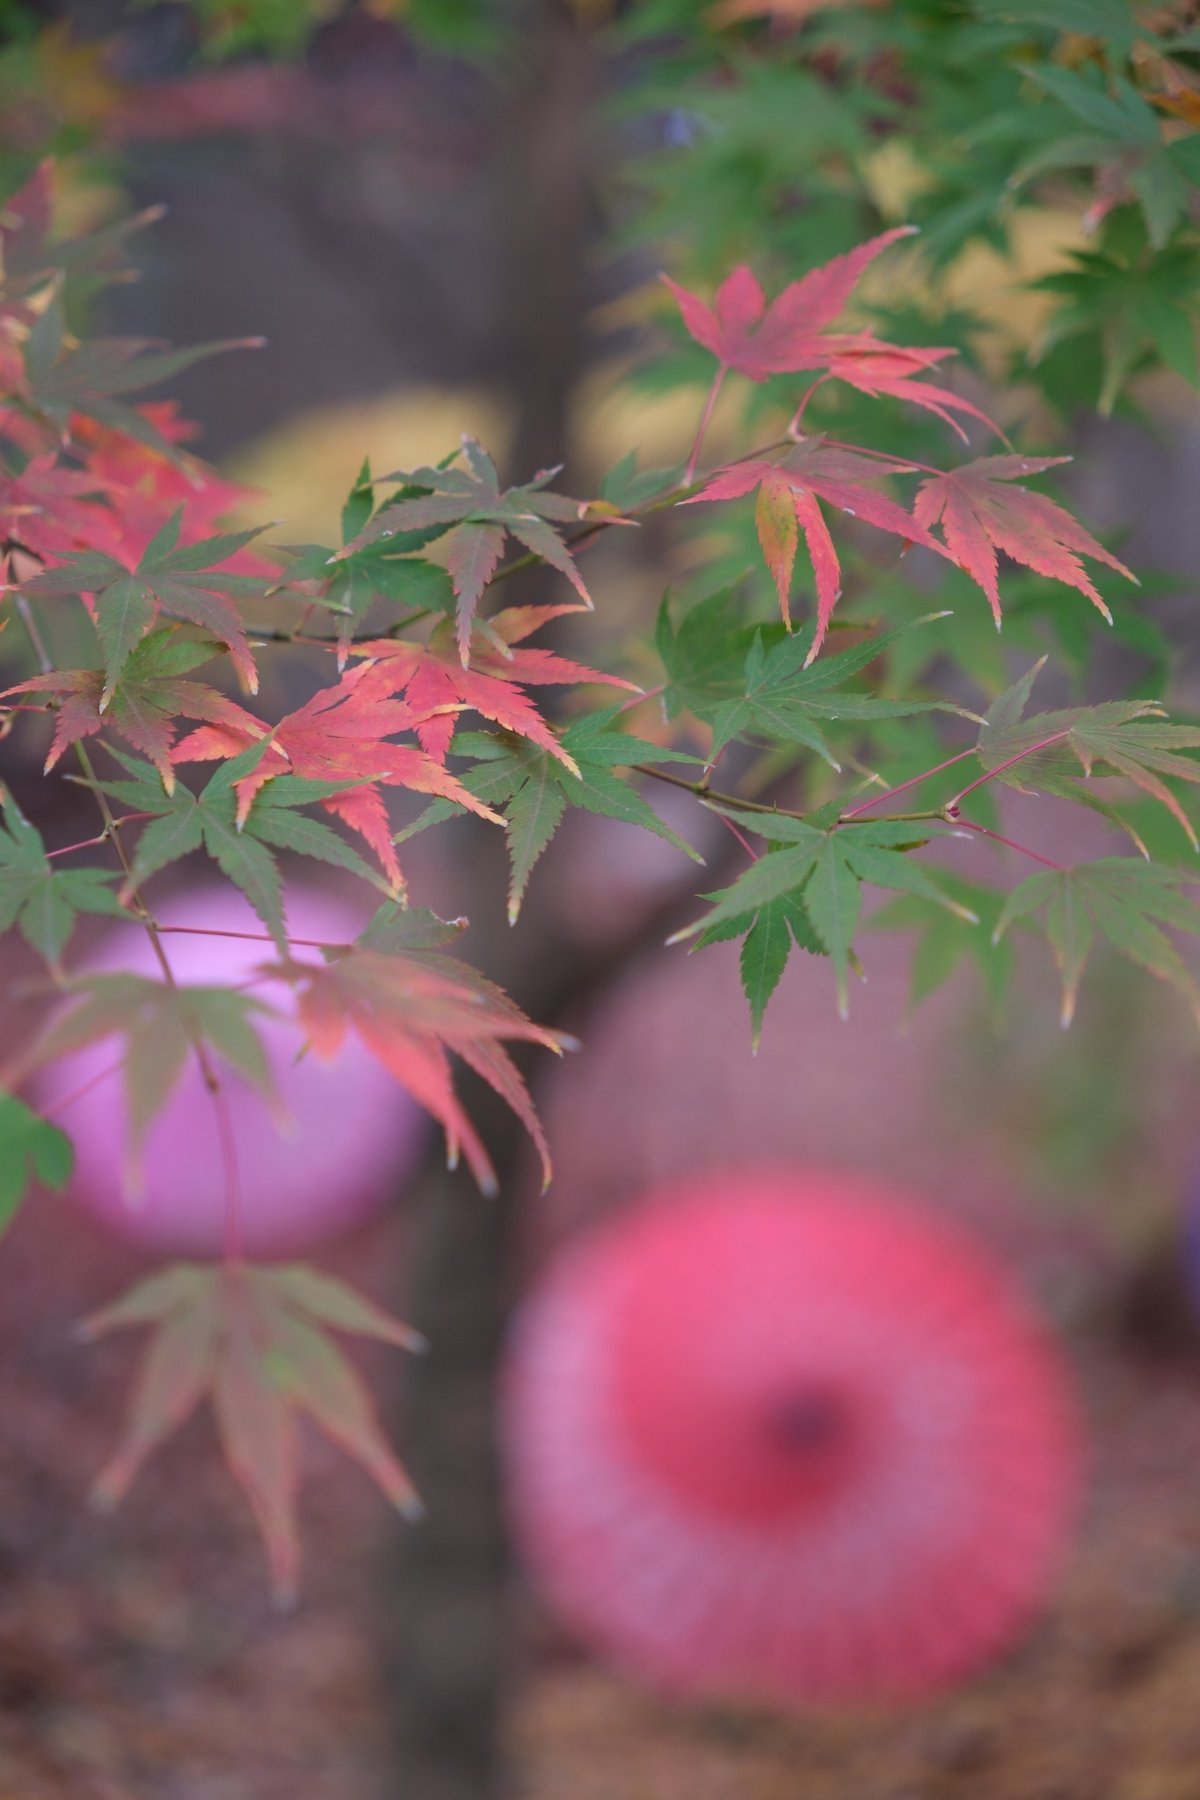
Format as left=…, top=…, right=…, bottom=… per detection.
left=502, top=1168, right=1083, bottom=1704
left=36, top=884, right=427, bottom=1259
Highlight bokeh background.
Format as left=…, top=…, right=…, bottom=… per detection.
left=4, top=3, right=1200, bottom=1798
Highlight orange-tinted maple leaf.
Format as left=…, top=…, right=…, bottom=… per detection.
left=661, top=228, right=916, bottom=381
left=352, top=603, right=637, bottom=767
left=80, top=1262, right=423, bottom=1604
left=172, top=664, right=501, bottom=887
left=272, top=908, right=571, bottom=1194
left=684, top=438, right=949, bottom=660
left=913, top=455, right=1137, bottom=626
left=2, top=627, right=251, bottom=788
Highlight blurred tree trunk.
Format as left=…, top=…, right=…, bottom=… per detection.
left=376, top=9, right=599, bottom=1798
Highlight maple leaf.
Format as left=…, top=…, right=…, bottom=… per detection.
left=18, top=290, right=262, bottom=456
left=684, top=438, right=949, bottom=659
left=351, top=603, right=636, bottom=768
left=95, top=746, right=396, bottom=943
left=661, top=228, right=916, bottom=381
left=690, top=887, right=822, bottom=1051
left=3, top=628, right=254, bottom=789
left=20, top=507, right=269, bottom=700
left=338, top=437, right=593, bottom=663
left=79, top=1262, right=424, bottom=1604
left=10, top=966, right=275, bottom=1193
left=274, top=904, right=572, bottom=1194
left=0, top=452, right=113, bottom=561
left=913, top=455, right=1137, bottom=627
left=671, top=809, right=971, bottom=1017
left=974, top=661, right=1200, bottom=850
left=698, top=613, right=969, bottom=766
left=0, top=785, right=126, bottom=965
left=171, top=665, right=501, bottom=890
left=0, top=159, right=161, bottom=301
left=0, top=1089, right=73, bottom=1237
left=400, top=711, right=703, bottom=923
left=823, top=342, right=1003, bottom=443
left=993, top=858, right=1200, bottom=1027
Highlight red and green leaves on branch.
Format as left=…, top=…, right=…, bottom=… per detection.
left=402, top=709, right=704, bottom=924
left=350, top=603, right=637, bottom=767
left=0, top=785, right=126, bottom=965
left=80, top=1263, right=425, bottom=1605
left=336, top=437, right=595, bottom=662
left=3, top=628, right=254, bottom=789
left=169, top=666, right=502, bottom=891
left=20, top=509, right=271, bottom=699
left=268, top=905, right=572, bottom=1194
left=92, top=745, right=398, bottom=944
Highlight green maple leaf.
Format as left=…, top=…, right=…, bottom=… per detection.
left=282, top=458, right=455, bottom=658
left=691, top=886, right=822, bottom=1049
left=0, top=1090, right=73, bottom=1237
left=993, top=857, right=1200, bottom=1026
left=673, top=810, right=971, bottom=1018
left=400, top=711, right=703, bottom=923
left=974, top=660, right=1200, bottom=849
left=95, top=746, right=392, bottom=948
left=22, top=510, right=270, bottom=700
left=0, top=787, right=126, bottom=965
left=338, top=437, right=593, bottom=663
left=702, top=614, right=967, bottom=765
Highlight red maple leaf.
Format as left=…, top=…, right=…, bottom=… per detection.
left=172, top=664, right=501, bottom=888
left=80, top=1262, right=425, bottom=1604
left=823, top=342, right=1003, bottom=443
left=276, top=912, right=571, bottom=1194
left=660, top=228, right=916, bottom=381
left=351, top=603, right=637, bottom=766
left=684, top=438, right=949, bottom=660
left=913, top=454, right=1138, bottom=625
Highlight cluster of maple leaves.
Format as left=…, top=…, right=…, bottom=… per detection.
left=1, top=164, right=1198, bottom=1594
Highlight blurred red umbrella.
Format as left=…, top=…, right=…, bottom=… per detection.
left=502, top=1169, right=1082, bottom=1704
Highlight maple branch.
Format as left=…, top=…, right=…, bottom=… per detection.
left=684, top=367, right=726, bottom=485
left=155, top=923, right=344, bottom=951
left=44, top=814, right=153, bottom=858
left=948, top=817, right=1065, bottom=870
left=944, top=731, right=1071, bottom=815
left=839, top=748, right=977, bottom=818
left=38, top=1053, right=130, bottom=1120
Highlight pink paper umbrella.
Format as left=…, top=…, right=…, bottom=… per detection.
left=502, top=1169, right=1083, bottom=1705
left=35, top=885, right=427, bottom=1259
